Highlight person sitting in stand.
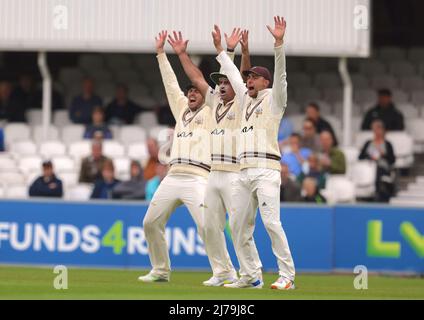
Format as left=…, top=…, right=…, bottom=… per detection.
left=83, top=106, right=113, bottom=140
left=29, top=161, right=63, bottom=198
left=90, top=159, right=120, bottom=199
left=301, top=177, right=326, bottom=204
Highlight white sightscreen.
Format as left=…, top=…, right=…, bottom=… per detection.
left=0, top=0, right=370, bottom=57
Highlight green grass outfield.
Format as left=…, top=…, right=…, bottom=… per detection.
left=0, top=266, right=423, bottom=300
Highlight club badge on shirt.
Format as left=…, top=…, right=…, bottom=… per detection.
left=254, top=106, right=263, bottom=117
left=195, top=116, right=203, bottom=125
left=227, top=111, right=235, bottom=120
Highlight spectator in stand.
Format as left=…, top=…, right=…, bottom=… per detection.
left=305, top=102, right=338, bottom=146
left=361, top=89, right=405, bottom=131
left=11, top=74, right=39, bottom=110
left=112, top=160, right=147, bottom=200
left=79, top=140, right=110, bottom=183
left=69, top=77, right=103, bottom=124
left=297, top=153, right=326, bottom=190
left=301, top=177, right=326, bottom=204
left=0, top=80, right=26, bottom=122
left=83, top=106, right=113, bottom=140
left=145, top=163, right=168, bottom=200
left=105, top=84, right=145, bottom=125
left=144, top=137, right=160, bottom=180
left=278, top=118, right=294, bottom=150
left=359, top=119, right=396, bottom=202
left=29, top=160, right=63, bottom=198
left=319, top=130, right=346, bottom=175
left=300, top=118, right=321, bottom=152
left=156, top=103, right=176, bottom=126
left=280, top=163, right=302, bottom=202
left=91, top=159, right=120, bottom=199
left=0, top=127, right=4, bottom=151
left=281, top=133, right=312, bottom=178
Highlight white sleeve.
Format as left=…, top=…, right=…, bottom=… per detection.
left=216, top=51, right=247, bottom=107
left=205, top=86, right=215, bottom=108
left=270, top=45, right=288, bottom=116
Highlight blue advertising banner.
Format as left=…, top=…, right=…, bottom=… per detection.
left=0, top=200, right=333, bottom=272
left=334, top=205, right=424, bottom=273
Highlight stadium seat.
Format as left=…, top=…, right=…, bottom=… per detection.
left=333, top=102, right=362, bottom=118
left=4, top=123, right=31, bottom=146
left=26, top=109, right=43, bottom=125
left=128, top=83, right=150, bottom=98
left=127, top=142, right=149, bottom=164
left=119, top=126, right=147, bottom=145
left=390, top=197, right=424, bottom=207
left=411, top=91, right=424, bottom=107
left=66, top=184, right=93, bottom=201
left=397, top=103, right=419, bottom=118
left=285, top=115, right=304, bottom=132
left=358, top=60, right=386, bottom=77
left=0, top=186, right=4, bottom=198
left=18, top=156, right=43, bottom=175
left=313, top=73, right=341, bottom=89
left=399, top=76, right=424, bottom=91
left=392, top=89, right=410, bottom=104
left=32, top=125, right=60, bottom=145
left=341, top=146, right=360, bottom=178
left=39, top=141, right=67, bottom=158
left=304, top=59, right=330, bottom=73
left=322, top=88, right=343, bottom=104
left=314, top=101, right=333, bottom=115
left=351, top=160, right=377, bottom=198
left=149, top=126, right=171, bottom=143
left=25, top=171, right=41, bottom=185
left=294, top=87, right=322, bottom=104
left=136, top=111, right=159, bottom=130
left=52, top=155, right=75, bottom=172
left=370, top=75, right=398, bottom=90
left=59, top=68, right=85, bottom=87
left=61, top=124, right=85, bottom=145
left=0, top=172, right=25, bottom=185
left=353, top=89, right=376, bottom=106
left=58, top=172, right=78, bottom=187
left=0, top=157, right=17, bottom=171
left=288, top=73, right=312, bottom=87
left=378, top=47, right=406, bottom=61
left=53, top=110, right=72, bottom=127
left=406, top=118, right=424, bottom=153
left=389, top=61, right=415, bottom=77
left=5, top=185, right=28, bottom=199
left=324, top=175, right=356, bottom=203
left=102, top=140, right=125, bottom=158
left=115, top=70, right=141, bottom=83
left=78, top=54, right=105, bottom=72
left=96, top=82, right=116, bottom=97
left=284, top=101, right=302, bottom=116
left=68, top=140, right=91, bottom=160
left=386, top=132, right=414, bottom=169
left=354, top=131, right=373, bottom=149
left=351, top=74, right=370, bottom=89
left=113, top=157, right=131, bottom=180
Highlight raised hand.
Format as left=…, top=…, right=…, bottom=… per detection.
left=155, top=30, right=168, bottom=54
left=240, top=30, right=249, bottom=54
left=167, top=31, right=189, bottom=56
left=211, top=25, right=224, bottom=53
left=225, top=27, right=242, bottom=51
left=266, top=16, right=287, bottom=46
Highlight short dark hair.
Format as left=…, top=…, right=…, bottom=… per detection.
left=290, top=133, right=302, bottom=140
left=306, top=102, right=320, bottom=112
left=378, top=89, right=392, bottom=97
left=304, top=118, right=317, bottom=129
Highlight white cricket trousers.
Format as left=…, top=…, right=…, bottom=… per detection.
left=143, top=173, right=207, bottom=278
left=231, top=168, right=295, bottom=282
left=203, top=171, right=263, bottom=279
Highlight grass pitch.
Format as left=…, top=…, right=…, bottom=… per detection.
left=0, top=266, right=423, bottom=300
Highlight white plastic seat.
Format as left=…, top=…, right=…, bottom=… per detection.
left=397, top=103, right=418, bottom=119
left=0, top=172, right=25, bottom=185
left=32, top=125, right=60, bottom=145
left=389, top=61, right=415, bottom=77
left=392, top=89, right=409, bottom=104
left=355, top=131, right=373, bottom=149
left=149, top=126, right=171, bottom=143
left=127, top=142, right=149, bottom=163
left=25, top=171, right=41, bottom=185
left=354, top=89, right=376, bottom=106
left=0, top=186, right=4, bottom=198
left=68, top=140, right=91, bottom=161
left=96, top=82, right=115, bottom=97
left=0, top=157, right=17, bottom=171
left=406, top=118, right=424, bottom=153
left=115, top=70, right=140, bottom=83
left=323, top=88, right=343, bottom=104
left=128, top=83, right=150, bottom=98
left=53, top=110, right=72, bottom=127
left=61, top=124, right=85, bottom=145
left=136, top=112, right=158, bottom=130
left=9, top=140, right=37, bottom=156
left=39, top=141, right=67, bottom=158
left=351, top=160, right=377, bottom=198
left=18, top=156, right=43, bottom=175
left=304, top=59, right=329, bottom=73
left=351, top=74, right=370, bottom=89
left=5, top=185, right=28, bottom=199
left=119, top=126, right=147, bottom=145
left=411, top=91, right=424, bottom=107
left=102, top=140, right=125, bottom=158
left=400, top=76, right=424, bottom=91
left=26, top=109, right=43, bottom=125
left=288, top=73, right=312, bottom=87
left=105, top=55, right=133, bottom=71
left=358, top=60, right=386, bottom=77
left=294, top=87, right=321, bottom=104
left=67, top=184, right=92, bottom=201
left=407, top=47, right=424, bottom=63
left=52, top=155, right=75, bottom=172
left=58, top=172, right=78, bottom=187
left=324, top=175, right=356, bottom=203
left=341, top=146, right=360, bottom=178
left=314, top=73, right=341, bottom=89
left=4, top=123, right=31, bottom=146
left=113, top=157, right=131, bottom=180
left=386, top=132, right=414, bottom=169
left=370, top=75, right=398, bottom=90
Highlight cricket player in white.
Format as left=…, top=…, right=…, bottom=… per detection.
left=139, top=31, right=212, bottom=283
left=213, top=17, right=296, bottom=290
left=166, top=30, right=263, bottom=286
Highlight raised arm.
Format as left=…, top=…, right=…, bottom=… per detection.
left=267, top=16, right=288, bottom=115
left=240, top=30, right=252, bottom=82
left=168, top=31, right=209, bottom=98
left=213, top=25, right=246, bottom=103
left=155, top=30, right=187, bottom=119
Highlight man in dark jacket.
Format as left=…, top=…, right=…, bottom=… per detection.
left=112, top=160, right=147, bottom=200
left=105, top=84, right=145, bottom=125
left=69, top=77, right=103, bottom=124
left=361, top=89, right=404, bottom=131
left=29, top=161, right=63, bottom=198
left=305, top=102, right=338, bottom=146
